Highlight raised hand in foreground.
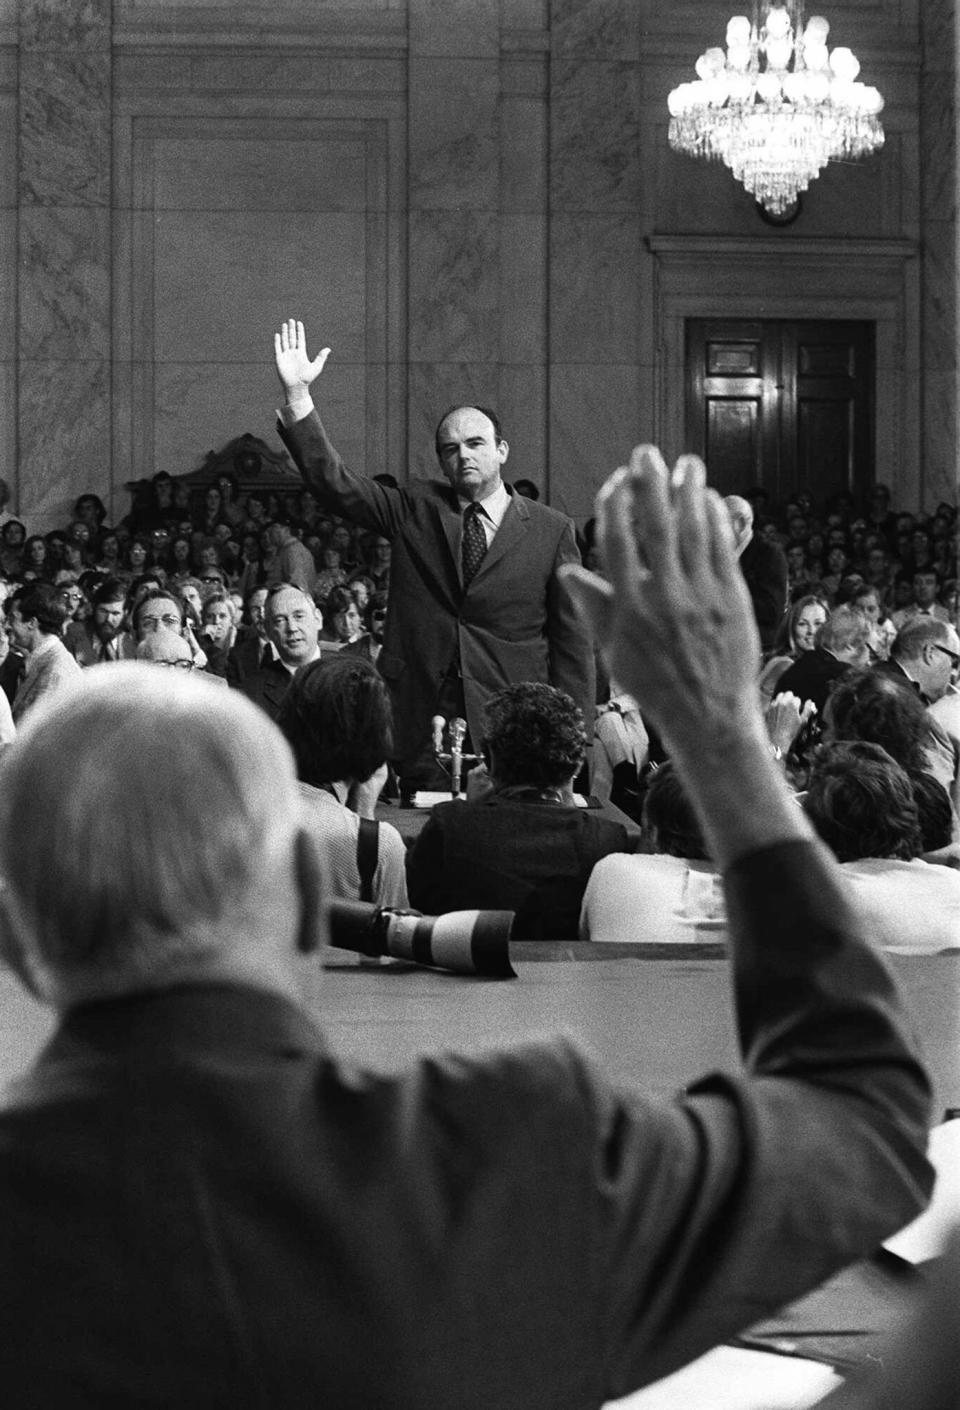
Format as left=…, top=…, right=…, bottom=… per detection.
left=561, top=445, right=811, bottom=868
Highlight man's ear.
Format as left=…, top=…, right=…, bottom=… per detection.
left=497, top=438, right=509, bottom=467
left=0, top=890, right=49, bottom=1003
left=293, top=827, right=326, bottom=955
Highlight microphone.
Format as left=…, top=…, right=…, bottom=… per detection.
left=450, top=717, right=467, bottom=796
left=431, top=715, right=445, bottom=754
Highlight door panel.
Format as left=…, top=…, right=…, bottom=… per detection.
left=685, top=319, right=875, bottom=506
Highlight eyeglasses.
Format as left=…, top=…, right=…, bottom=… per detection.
left=156, top=659, right=195, bottom=670
left=932, top=644, right=960, bottom=670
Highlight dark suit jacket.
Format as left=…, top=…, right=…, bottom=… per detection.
left=226, top=644, right=292, bottom=722
left=278, top=411, right=594, bottom=768
left=0, top=841, right=931, bottom=1406
left=775, top=646, right=852, bottom=715
left=738, top=534, right=788, bottom=650
left=406, top=794, right=631, bottom=939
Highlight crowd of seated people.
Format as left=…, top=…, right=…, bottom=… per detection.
left=0, top=469, right=956, bottom=953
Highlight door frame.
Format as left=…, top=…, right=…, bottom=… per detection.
left=646, top=235, right=919, bottom=503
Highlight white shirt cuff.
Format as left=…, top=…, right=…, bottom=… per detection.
left=277, top=394, right=315, bottom=427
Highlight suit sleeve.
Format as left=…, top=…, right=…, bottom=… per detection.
left=278, top=409, right=410, bottom=540
left=546, top=520, right=596, bottom=733
left=590, top=836, right=933, bottom=1397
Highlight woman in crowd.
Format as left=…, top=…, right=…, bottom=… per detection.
left=276, top=655, right=408, bottom=908
left=756, top=594, right=828, bottom=705
left=198, top=591, right=238, bottom=679
left=325, top=585, right=364, bottom=646
left=20, top=535, right=51, bottom=582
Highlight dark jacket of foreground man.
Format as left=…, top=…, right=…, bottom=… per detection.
left=0, top=839, right=932, bottom=1408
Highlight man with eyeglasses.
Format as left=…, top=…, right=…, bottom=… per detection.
left=887, top=617, right=960, bottom=813
left=136, top=628, right=196, bottom=670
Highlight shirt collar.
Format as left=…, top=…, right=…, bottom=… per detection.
left=457, top=480, right=511, bottom=531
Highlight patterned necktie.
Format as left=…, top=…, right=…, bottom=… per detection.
left=461, top=503, right=487, bottom=586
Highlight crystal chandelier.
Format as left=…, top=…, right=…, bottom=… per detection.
left=667, top=3, right=884, bottom=215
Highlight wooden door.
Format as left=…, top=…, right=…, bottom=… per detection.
left=685, top=319, right=875, bottom=506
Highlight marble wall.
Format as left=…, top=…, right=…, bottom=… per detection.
left=0, top=0, right=954, bottom=528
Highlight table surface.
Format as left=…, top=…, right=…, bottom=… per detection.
left=2, top=947, right=956, bottom=1116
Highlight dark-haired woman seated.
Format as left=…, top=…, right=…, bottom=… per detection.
left=277, top=655, right=408, bottom=909
left=406, top=683, right=631, bottom=940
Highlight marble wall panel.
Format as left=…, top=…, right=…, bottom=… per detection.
left=498, top=213, right=546, bottom=364
left=0, top=359, right=15, bottom=508
left=921, top=218, right=957, bottom=372
left=500, top=0, right=548, bottom=31
left=18, top=358, right=109, bottom=524
left=149, top=211, right=369, bottom=366
left=549, top=214, right=639, bottom=364
left=408, top=57, right=499, bottom=210
left=152, top=359, right=371, bottom=481
left=18, top=50, right=110, bottom=205
left=407, top=210, right=500, bottom=363
left=548, top=363, right=642, bottom=520
left=0, top=208, right=14, bottom=360
left=18, top=206, right=110, bottom=359
left=550, top=60, right=642, bottom=212
left=921, top=0, right=955, bottom=67
left=20, top=0, right=109, bottom=50
left=149, top=134, right=370, bottom=213
left=0, top=89, right=15, bottom=206
left=409, top=0, right=499, bottom=56
left=495, top=361, right=548, bottom=499
left=920, top=71, right=955, bottom=221
left=920, top=371, right=958, bottom=508
left=405, top=361, right=500, bottom=477
left=550, top=0, right=640, bottom=61
left=500, top=93, right=546, bottom=214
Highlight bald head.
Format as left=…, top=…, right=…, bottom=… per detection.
left=136, top=627, right=193, bottom=668
left=724, top=496, right=754, bottom=556
left=0, top=664, right=318, bottom=1007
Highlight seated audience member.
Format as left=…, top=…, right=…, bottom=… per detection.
left=276, top=655, right=407, bottom=908
left=580, top=762, right=725, bottom=943
left=135, top=627, right=195, bottom=670
left=263, top=520, right=316, bottom=594
left=803, top=741, right=960, bottom=953
left=892, top=568, right=951, bottom=628
left=135, top=626, right=227, bottom=685
left=0, top=447, right=933, bottom=1404
left=6, top=582, right=82, bottom=724
left=774, top=602, right=871, bottom=715
left=590, top=682, right=650, bottom=817
left=406, top=682, right=632, bottom=939
left=929, top=682, right=960, bottom=815
left=910, top=770, right=959, bottom=864
left=756, top=594, right=828, bottom=705
left=198, top=592, right=238, bottom=679
left=341, top=587, right=387, bottom=664
left=0, top=597, right=25, bottom=706
left=323, top=585, right=363, bottom=646
left=66, top=577, right=136, bottom=665
left=227, top=582, right=322, bottom=722
left=882, top=617, right=960, bottom=800
left=132, top=586, right=207, bottom=670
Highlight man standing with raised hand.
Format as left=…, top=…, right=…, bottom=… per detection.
left=0, top=444, right=932, bottom=1406
left=273, top=319, right=593, bottom=793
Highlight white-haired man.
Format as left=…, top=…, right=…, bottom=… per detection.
left=724, top=493, right=788, bottom=651
left=0, top=447, right=932, bottom=1406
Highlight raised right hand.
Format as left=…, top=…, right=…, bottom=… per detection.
left=274, top=319, right=331, bottom=398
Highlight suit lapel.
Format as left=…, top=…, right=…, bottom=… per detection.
left=435, top=492, right=465, bottom=586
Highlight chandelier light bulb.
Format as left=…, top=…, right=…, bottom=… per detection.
left=666, top=2, right=885, bottom=214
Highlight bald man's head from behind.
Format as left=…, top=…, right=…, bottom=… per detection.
left=724, top=496, right=754, bottom=558
left=136, top=626, right=193, bottom=669
left=0, top=664, right=323, bottom=1010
